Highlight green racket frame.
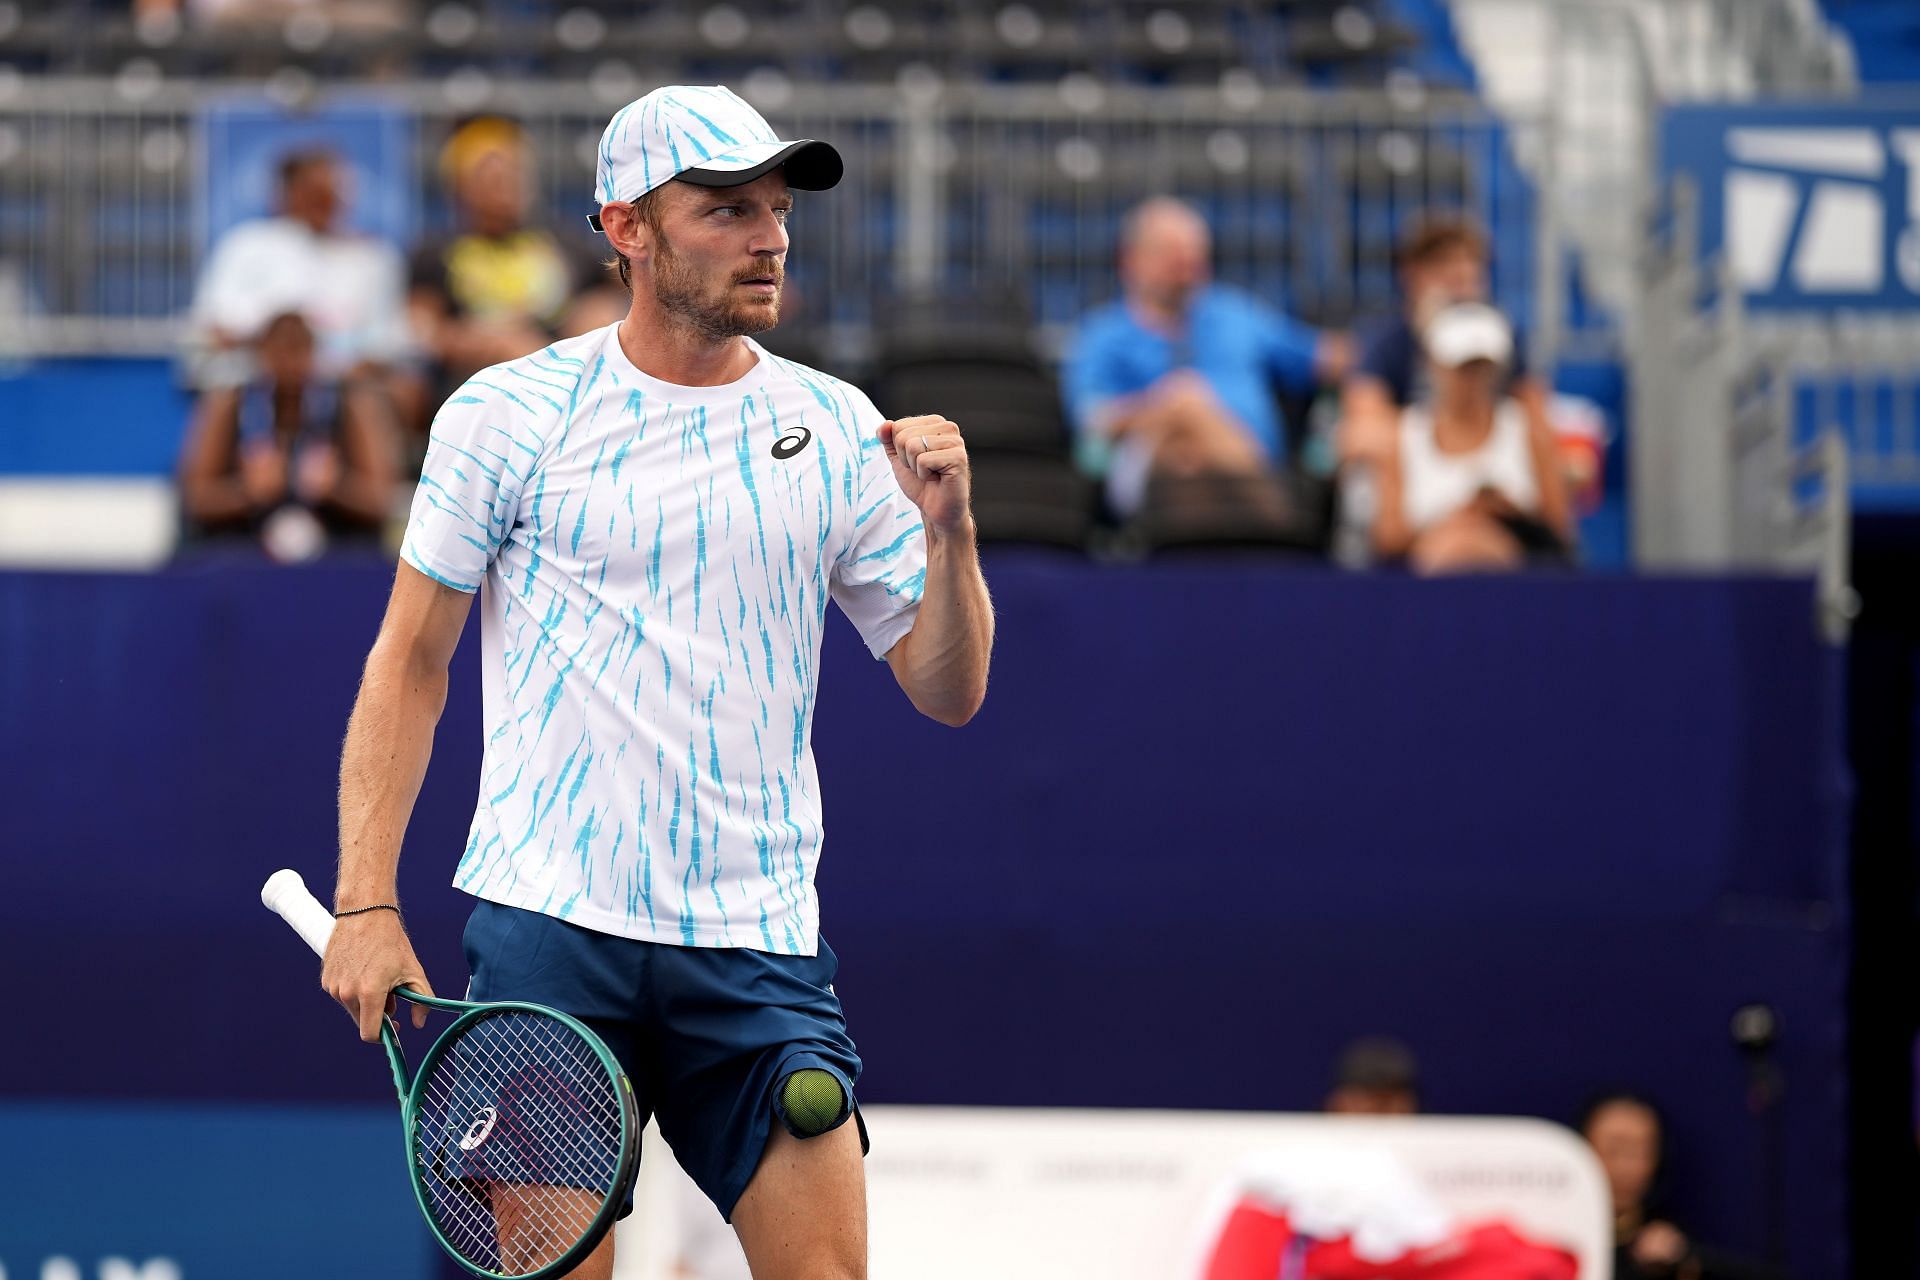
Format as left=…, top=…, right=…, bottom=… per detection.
left=262, top=870, right=640, bottom=1278
left=383, top=988, right=642, bottom=1280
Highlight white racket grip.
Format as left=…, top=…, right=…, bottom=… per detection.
left=262, top=868, right=338, bottom=958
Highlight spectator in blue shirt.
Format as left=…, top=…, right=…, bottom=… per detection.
left=1062, top=197, right=1346, bottom=516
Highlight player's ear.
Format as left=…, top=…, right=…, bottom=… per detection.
left=598, top=202, right=652, bottom=265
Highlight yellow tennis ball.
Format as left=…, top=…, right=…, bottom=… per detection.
left=781, top=1068, right=847, bottom=1137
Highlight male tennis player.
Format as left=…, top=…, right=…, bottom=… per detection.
left=321, top=85, right=993, bottom=1280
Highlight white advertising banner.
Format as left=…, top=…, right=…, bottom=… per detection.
left=618, top=1107, right=1613, bottom=1280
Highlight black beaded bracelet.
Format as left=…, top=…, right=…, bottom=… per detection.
left=334, top=903, right=401, bottom=919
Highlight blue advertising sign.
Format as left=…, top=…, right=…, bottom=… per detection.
left=193, top=92, right=415, bottom=260
left=0, top=1103, right=437, bottom=1280
left=1662, top=97, right=1920, bottom=310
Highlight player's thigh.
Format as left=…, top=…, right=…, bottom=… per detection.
left=730, top=1121, right=866, bottom=1280
left=495, top=1185, right=617, bottom=1276
left=555, top=1230, right=615, bottom=1280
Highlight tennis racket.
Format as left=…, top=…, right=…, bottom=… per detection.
left=262, top=869, right=641, bottom=1279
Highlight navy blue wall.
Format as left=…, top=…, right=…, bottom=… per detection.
left=0, top=558, right=1847, bottom=1277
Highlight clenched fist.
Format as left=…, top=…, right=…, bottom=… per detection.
left=879, top=415, right=972, bottom=538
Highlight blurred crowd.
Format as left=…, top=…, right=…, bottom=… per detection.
left=1302, top=1041, right=1782, bottom=1280
left=171, top=120, right=1605, bottom=575
left=56, top=0, right=1427, bottom=89
left=1062, top=200, right=1600, bottom=572
left=175, top=119, right=623, bottom=556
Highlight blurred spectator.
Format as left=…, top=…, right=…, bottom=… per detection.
left=409, top=116, right=626, bottom=426
left=177, top=310, right=398, bottom=558
left=1325, top=1036, right=1420, bottom=1115
left=1549, top=392, right=1612, bottom=516
left=1200, top=1146, right=1578, bottom=1280
left=1062, top=196, right=1347, bottom=518
left=1370, top=303, right=1573, bottom=572
left=1580, top=1092, right=1781, bottom=1280
left=1340, top=216, right=1550, bottom=465
left=186, top=148, right=413, bottom=393
left=136, top=0, right=408, bottom=34
left=1336, top=216, right=1622, bottom=562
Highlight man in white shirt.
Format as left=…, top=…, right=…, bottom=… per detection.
left=186, top=148, right=412, bottom=387
left=319, top=85, right=994, bottom=1280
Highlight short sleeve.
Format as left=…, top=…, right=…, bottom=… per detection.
left=353, top=241, right=416, bottom=367
left=190, top=223, right=297, bottom=341
left=1506, top=322, right=1531, bottom=386
left=1061, top=313, right=1140, bottom=478
left=830, top=398, right=927, bottom=661
left=399, top=381, right=532, bottom=593
left=1260, top=304, right=1321, bottom=394
left=1062, top=323, right=1120, bottom=430
left=189, top=229, right=253, bottom=333
left=1355, top=316, right=1415, bottom=406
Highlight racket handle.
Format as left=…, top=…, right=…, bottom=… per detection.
left=262, top=868, right=337, bottom=958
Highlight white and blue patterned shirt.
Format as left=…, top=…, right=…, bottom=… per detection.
left=401, top=326, right=926, bottom=955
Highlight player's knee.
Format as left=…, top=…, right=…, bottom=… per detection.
left=775, top=1067, right=852, bottom=1139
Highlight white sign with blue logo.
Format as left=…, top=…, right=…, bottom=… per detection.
left=1663, top=99, right=1920, bottom=310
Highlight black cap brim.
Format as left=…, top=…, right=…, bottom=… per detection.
left=677, top=139, right=843, bottom=191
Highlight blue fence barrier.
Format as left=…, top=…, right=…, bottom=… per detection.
left=0, top=556, right=1848, bottom=1277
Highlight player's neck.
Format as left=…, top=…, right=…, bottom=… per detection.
left=615, top=306, right=759, bottom=388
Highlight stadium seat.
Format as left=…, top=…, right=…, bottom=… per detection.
left=966, top=454, right=1098, bottom=549
left=1127, top=472, right=1325, bottom=555
left=871, top=326, right=1072, bottom=459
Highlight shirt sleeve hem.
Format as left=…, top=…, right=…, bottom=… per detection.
left=861, top=600, right=921, bottom=662
left=400, top=544, right=481, bottom=594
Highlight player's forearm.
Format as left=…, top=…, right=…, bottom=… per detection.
left=335, top=641, right=450, bottom=909
left=1517, top=379, right=1575, bottom=538
left=180, top=472, right=258, bottom=523
left=325, top=469, right=392, bottom=525
left=324, top=390, right=400, bottom=525
left=894, top=521, right=993, bottom=726
left=1372, top=458, right=1415, bottom=558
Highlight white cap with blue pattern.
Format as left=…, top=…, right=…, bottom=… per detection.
left=592, top=85, right=843, bottom=215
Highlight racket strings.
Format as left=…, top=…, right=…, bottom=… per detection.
left=413, top=1010, right=625, bottom=1275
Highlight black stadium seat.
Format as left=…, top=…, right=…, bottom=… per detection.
left=870, top=312, right=1094, bottom=548
left=872, top=337, right=1072, bottom=458
left=965, top=455, right=1099, bottom=550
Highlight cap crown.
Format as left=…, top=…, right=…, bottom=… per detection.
left=595, top=86, right=783, bottom=204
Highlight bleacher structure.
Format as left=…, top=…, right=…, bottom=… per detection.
left=0, top=1, right=1523, bottom=351
left=0, top=0, right=1896, bottom=597
left=5, top=1, right=1449, bottom=86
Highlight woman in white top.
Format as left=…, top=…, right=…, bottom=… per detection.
left=1372, top=303, right=1573, bottom=572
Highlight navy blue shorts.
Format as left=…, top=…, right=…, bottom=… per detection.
left=462, top=898, right=866, bottom=1221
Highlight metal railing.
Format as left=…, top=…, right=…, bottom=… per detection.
left=1770, top=317, right=1920, bottom=497
left=0, top=75, right=1552, bottom=364
left=1630, top=176, right=1856, bottom=640
left=1451, top=0, right=1853, bottom=358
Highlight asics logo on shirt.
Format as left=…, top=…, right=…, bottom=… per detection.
left=771, top=425, right=813, bottom=459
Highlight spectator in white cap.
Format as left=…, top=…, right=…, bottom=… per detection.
left=322, top=83, right=992, bottom=1280
left=1371, top=302, right=1574, bottom=572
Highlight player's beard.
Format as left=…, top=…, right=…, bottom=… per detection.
left=651, top=233, right=782, bottom=341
